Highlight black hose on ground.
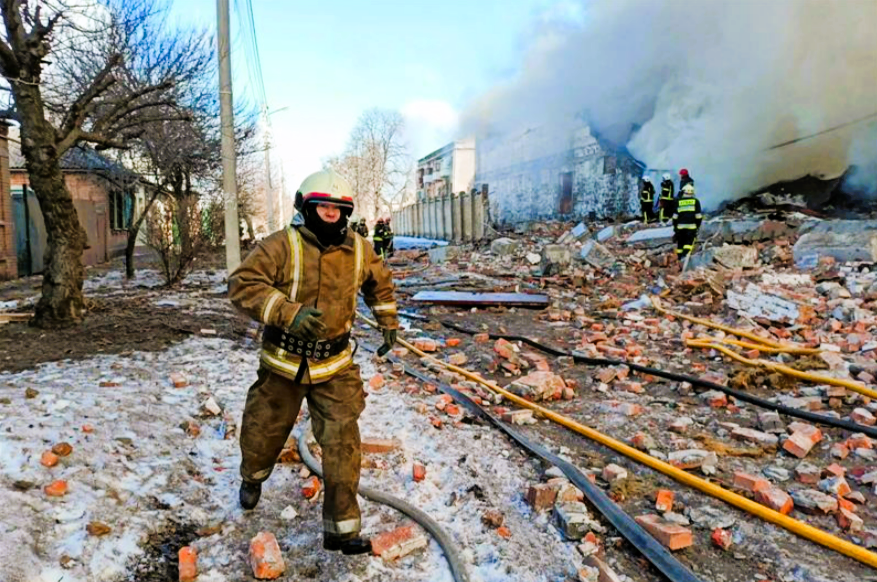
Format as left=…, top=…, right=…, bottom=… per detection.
left=296, top=420, right=472, bottom=582
left=398, top=312, right=877, bottom=439
left=359, top=342, right=705, bottom=582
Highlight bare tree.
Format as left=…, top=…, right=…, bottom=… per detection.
left=0, top=0, right=211, bottom=327
left=325, top=108, right=411, bottom=222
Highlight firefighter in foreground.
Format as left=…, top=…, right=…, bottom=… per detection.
left=228, top=169, right=399, bottom=555
left=659, top=172, right=675, bottom=223
left=672, top=183, right=703, bottom=259
left=640, top=175, right=656, bottom=224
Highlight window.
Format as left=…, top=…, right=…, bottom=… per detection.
left=109, top=189, right=133, bottom=230
left=603, top=155, right=617, bottom=175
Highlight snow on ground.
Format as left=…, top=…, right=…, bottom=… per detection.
left=0, top=328, right=585, bottom=582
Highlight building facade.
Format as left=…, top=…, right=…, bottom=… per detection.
left=415, top=137, right=476, bottom=201
left=474, top=122, right=643, bottom=227
left=1, top=127, right=148, bottom=279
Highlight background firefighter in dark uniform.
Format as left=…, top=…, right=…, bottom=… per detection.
left=372, top=218, right=387, bottom=259
left=672, top=183, right=703, bottom=259
left=679, top=168, right=694, bottom=191
left=356, top=218, right=369, bottom=237
left=659, top=172, right=675, bottom=223
left=640, top=176, right=657, bottom=224
left=382, top=217, right=394, bottom=257
left=228, top=169, right=399, bottom=556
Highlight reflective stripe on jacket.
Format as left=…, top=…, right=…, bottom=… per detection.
left=229, top=225, right=398, bottom=383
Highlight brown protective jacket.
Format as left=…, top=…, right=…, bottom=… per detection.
left=229, top=224, right=398, bottom=383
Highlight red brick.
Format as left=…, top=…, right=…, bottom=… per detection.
left=45, top=480, right=68, bottom=497
left=846, top=434, right=873, bottom=450
left=655, top=490, right=674, bottom=513
left=413, top=462, right=426, bottom=482
left=368, top=374, right=385, bottom=390
left=169, top=372, right=188, bottom=388
left=733, top=472, right=770, bottom=493
left=823, top=463, right=846, bottom=478
left=634, top=514, right=693, bottom=550
left=755, top=486, right=793, bottom=515
left=838, top=508, right=864, bottom=532
left=361, top=437, right=401, bottom=454
left=711, top=528, right=733, bottom=550
left=783, top=432, right=817, bottom=458
left=302, top=476, right=321, bottom=499
left=40, top=451, right=59, bottom=468
left=371, top=524, right=428, bottom=559
left=248, top=532, right=285, bottom=579
left=81, top=424, right=95, bottom=433
left=444, top=403, right=461, bottom=417
left=445, top=338, right=462, bottom=347
left=178, top=546, right=198, bottom=582
left=496, top=526, right=511, bottom=539
left=526, top=483, right=558, bottom=511
left=413, top=338, right=438, bottom=352
left=787, top=423, right=823, bottom=444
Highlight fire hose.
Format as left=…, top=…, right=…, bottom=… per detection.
left=364, top=313, right=877, bottom=568
left=296, top=419, right=472, bottom=582
left=396, top=311, right=877, bottom=439
left=358, top=341, right=704, bottom=582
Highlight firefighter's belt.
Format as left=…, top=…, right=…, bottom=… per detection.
left=263, top=328, right=351, bottom=361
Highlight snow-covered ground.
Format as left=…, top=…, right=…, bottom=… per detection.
left=0, top=323, right=587, bottom=581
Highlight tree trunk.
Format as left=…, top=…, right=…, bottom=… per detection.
left=13, top=83, right=88, bottom=328
left=244, top=215, right=255, bottom=241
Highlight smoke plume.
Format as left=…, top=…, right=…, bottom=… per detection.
left=463, top=0, right=877, bottom=209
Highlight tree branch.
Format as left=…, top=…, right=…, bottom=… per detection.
left=56, top=54, right=121, bottom=145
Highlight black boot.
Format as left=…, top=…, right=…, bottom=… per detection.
left=239, top=481, right=261, bottom=510
left=323, top=536, right=372, bottom=555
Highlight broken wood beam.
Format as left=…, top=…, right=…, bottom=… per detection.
left=0, top=312, right=32, bottom=322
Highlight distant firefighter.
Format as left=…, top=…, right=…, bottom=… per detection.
left=679, top=168, right=694, bottom=191
left=672, top=183, right=703, bottom=259
left=640, top=176, right=657, bottom=224
left=659, top=173, right=675, bottom=223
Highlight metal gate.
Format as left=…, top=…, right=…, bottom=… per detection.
left=12, top=186, right=41, bottom=277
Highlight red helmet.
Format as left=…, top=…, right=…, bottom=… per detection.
left=679, top=168, right=689, bottom=176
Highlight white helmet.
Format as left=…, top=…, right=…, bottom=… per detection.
left=642, top=176, right=651, bottom=182
left=682, top=184, right=695, bottom=195
left=662, top=173, right=671, bottom=181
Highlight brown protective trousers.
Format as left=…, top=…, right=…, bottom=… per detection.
left=240, top=362, right=366, bottom=541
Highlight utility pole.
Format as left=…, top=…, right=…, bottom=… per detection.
left=262, top=106, right=276, bottom=232
left=217, top=0, right=241, bottom=271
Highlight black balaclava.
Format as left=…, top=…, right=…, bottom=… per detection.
left=302, top=203, right=352, bottom=248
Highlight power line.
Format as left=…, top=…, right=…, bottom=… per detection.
left=767, top=111, right=877, bottom=151
left=231, top=0, right=267, bottom=109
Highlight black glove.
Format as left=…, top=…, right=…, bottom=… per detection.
left=377, top=328, right=397, bottom=357
left=289, top=307, right=327, bottom=341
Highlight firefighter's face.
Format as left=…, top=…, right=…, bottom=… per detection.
left=316, top=202, right=341, bottom=223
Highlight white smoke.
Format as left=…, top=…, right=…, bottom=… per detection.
left=463, top=0, right=877, bottom=209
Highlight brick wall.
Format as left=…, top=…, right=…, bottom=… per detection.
left=0, top=122, right=16, bottom=279
left=10, top=170, right=127, bottom=273
left=474, top=123, right=642, bottom=228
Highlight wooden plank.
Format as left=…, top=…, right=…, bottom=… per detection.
left=0, top=312, right=32, bottom=322
left=411, top=291, right=549, bottom=308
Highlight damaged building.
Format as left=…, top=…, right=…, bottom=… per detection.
left=474, top=121, right=643, bottom=228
